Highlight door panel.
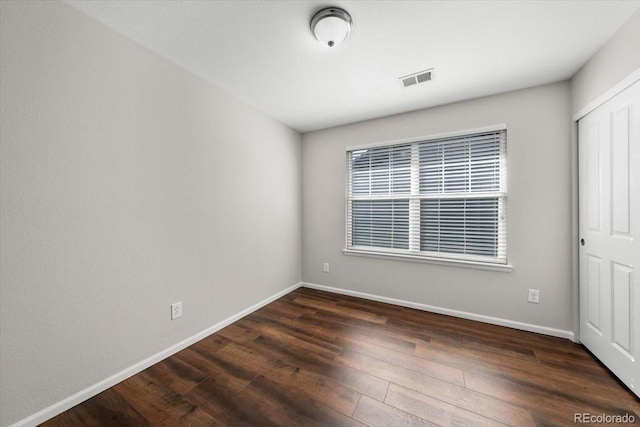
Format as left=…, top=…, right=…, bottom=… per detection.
left=585, top=123, right=601, bottom=231
left=586, top=255, right=602, bottom=333
left=611, top=106, right=630, bottom=236
left=612, top=262, right=632, bottom=355
left=579, top=80, right=640, bottom=397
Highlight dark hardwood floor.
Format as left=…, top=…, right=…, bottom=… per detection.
left=43, top=287, right=640, bottom=426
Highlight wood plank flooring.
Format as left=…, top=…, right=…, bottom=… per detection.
left=43, top=287, right=640, bottom=426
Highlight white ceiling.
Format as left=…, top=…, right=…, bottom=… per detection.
left=66, top=0, right=640, bottom=133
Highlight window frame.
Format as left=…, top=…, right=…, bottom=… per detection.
left=344, top=124, right=512, bottom=271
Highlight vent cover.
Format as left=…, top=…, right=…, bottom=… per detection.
left=402, top=76, right=417, bottom=87
left=399, top=69, right=433, bottom=88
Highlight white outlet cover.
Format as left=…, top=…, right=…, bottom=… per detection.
left=171, top=301, right=183, bottom=319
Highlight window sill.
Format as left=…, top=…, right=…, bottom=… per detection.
left=342, top=249, right=513, bottom=272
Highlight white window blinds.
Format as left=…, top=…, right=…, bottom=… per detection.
left=346, top=128, right=507, bottom=264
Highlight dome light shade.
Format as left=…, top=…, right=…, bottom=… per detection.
left=311, top=7, right=352, bottom=48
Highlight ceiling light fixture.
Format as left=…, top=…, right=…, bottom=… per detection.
left=310, top=7, right=352, bottom=48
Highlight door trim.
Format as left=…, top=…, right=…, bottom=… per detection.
left=573, top=68, right=640, bottom=121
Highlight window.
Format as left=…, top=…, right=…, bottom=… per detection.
left=346, top=126, right=507, bottom=265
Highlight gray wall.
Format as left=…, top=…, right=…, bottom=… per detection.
left=302, top=82, right=573, bottom=333
left=571, top=9, right=640, bottom=113
left=0, top=2, right=301, bottom=426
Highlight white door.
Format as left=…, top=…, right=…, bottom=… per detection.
left=579, top=80, right=640, bottom=397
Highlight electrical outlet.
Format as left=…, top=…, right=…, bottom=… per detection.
left=323, top=262, right=330, bottom=273
left=171, top=301, right=183, bottom=320
left=528, top=289, right=540, bottom=304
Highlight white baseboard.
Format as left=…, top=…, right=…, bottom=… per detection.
left=301, top=282, right=576, bottom=341
left=10, top=282, right=304, bottom=427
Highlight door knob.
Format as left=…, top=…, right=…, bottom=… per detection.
left=580, top=238, right=585, bottom=246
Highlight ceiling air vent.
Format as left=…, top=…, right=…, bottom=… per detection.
left=399, top=69, right=433, bottom=88
left=402, top=76, right=417, bottom=87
